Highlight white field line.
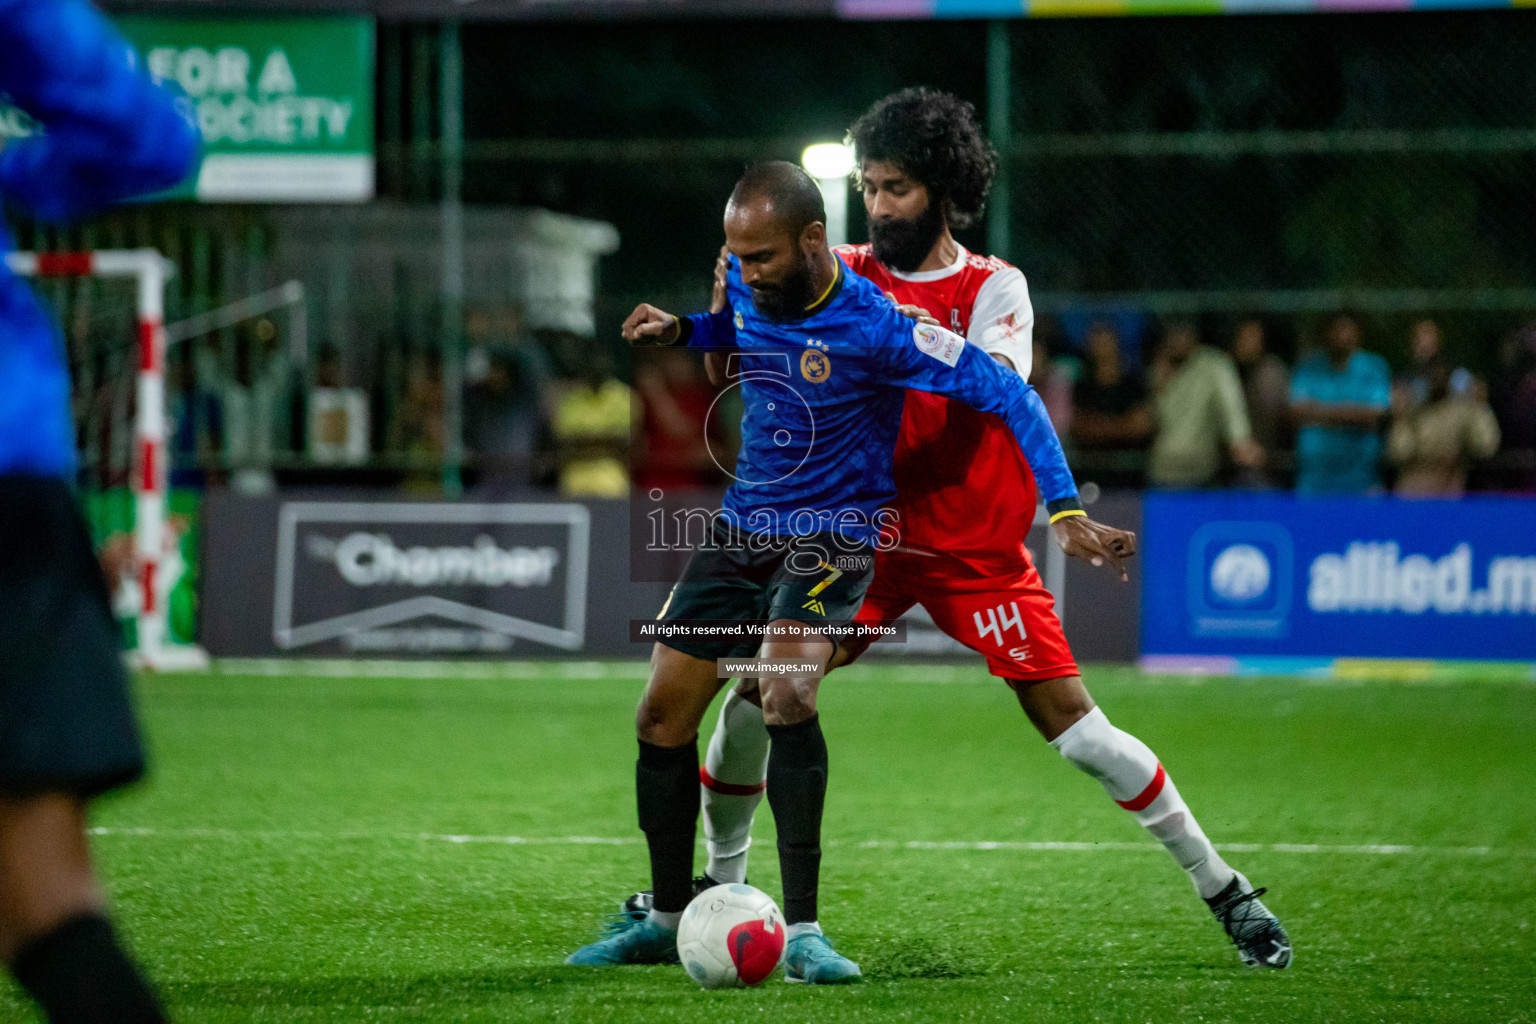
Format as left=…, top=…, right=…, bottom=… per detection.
left=85, top=826, right=1528, bottom=857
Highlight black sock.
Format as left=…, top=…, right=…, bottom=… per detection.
left=10, top=914, right=167, bottom=1024
left=765, top=715, right=828, bottom=925
left=636, top=737, right=700, bottom=915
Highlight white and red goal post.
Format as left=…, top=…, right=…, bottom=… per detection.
left=5, top=248, right=208, bottom=671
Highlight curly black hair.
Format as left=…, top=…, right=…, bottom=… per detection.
left=847, top=87, right=998, bottom=230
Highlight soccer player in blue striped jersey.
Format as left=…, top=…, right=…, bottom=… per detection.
left=1, top=3, right=199, bottom=1020
left=565, top=162, right=1133, bottom=983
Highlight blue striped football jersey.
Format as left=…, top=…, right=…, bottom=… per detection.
left=677, top=253, right=1078, bottom=545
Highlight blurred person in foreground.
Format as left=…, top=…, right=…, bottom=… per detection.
left=0, top=1, right=199, bottom=1021
left=1388, top=362, right=1500, bottom=497
left=1147, top=319, right=1264, bottom=488
left=632, top=90, right=1289, bottom=974
left=1289, top=313, right=1391, bottom=494
left=1229, top=317, right=1289, bottom=475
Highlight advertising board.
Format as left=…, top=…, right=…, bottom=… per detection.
left=1142, top=493, right=1536, bottom=669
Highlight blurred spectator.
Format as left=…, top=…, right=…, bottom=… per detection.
left=633, top=348, right=721, bottom=491
left=1388, top=361, right=1500, bottom=496
left=1289, top=313, right=1391, bottom=494
left=1492, top=325, right=1536, bottom=446
left=465, top=304, right=529, bottom=387
left=217, top=318, right=297, bottom=493
left=167, top=341, right=222, bottom=485
left=552, top=343, right=634, bottom=498
left=466, top=348, right=552, bottom=487
left=1400, top=319, right=1450, bottom=405
left=309, top=345, right=373, bottom=467
left=1146, top=320, right=1262, bottom=488
left=1230, top=318, right=1290, bottom=463
left=389, top=349, right=442, bottom=481
left=1070, top=321, right=1151, bottom=451
left=1029, top=333, right=1075, bottom=438
left=1490, top=324, right=1536, bottom=490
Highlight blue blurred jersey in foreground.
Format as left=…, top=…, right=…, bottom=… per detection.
left=0, top=0, right=200, bottom=477
left=679, top=254, right=1079, bottom=545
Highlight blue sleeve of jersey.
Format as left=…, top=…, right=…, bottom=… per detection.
left=875, top=310, right=1080, bottom=507
left=0, top=0, right=200, bottom=222
left=680, top=307, right=737, bottom=349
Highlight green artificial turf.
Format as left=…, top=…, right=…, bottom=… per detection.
left=4, top=662, right=1533, bottom=1022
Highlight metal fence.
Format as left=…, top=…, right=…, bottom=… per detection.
left=993, top=14, right=1536, bottom=328
left=14, top=10, right=1536, bottom=491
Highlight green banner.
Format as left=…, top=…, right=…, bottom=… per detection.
left=118, top=15, right=376, bottom=202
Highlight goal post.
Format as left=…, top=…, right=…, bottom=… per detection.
left=5, top=248, right=208, bottom=671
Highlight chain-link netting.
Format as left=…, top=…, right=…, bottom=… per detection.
left=1003, top=14, right=1536, bottom=300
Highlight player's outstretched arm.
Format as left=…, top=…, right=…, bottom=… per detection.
left=0, top=0, right=200, bottom=221
left=876, top=312, right=1137, bottom=580
left=878, top=315, right=1077, bottom=506
left=624, top=297, right=738, bottom=350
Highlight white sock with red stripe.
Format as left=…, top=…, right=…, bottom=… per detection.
left=701, top=689, right=770, bottom=885
left=1050, top=706, right=1235, bottom=899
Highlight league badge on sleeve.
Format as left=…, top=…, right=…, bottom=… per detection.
left=914, top=323, right=966, bottom=367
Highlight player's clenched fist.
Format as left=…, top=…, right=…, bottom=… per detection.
left=1051, top=515, right=1138, bottom=582
left=623, top=303, right=680, bottom=345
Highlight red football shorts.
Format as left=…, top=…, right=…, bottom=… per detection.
left=845, top=549, right=1079, bottom=682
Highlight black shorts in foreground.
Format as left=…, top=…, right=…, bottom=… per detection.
left=0, top=475, right=146, bottom=799
left=654, top=520, right=876, bottom=662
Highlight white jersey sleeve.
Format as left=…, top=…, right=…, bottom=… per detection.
left=967, top=266, right=1034, bottom=381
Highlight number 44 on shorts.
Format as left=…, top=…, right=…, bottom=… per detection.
left=974, top=601, right=1028, bottom=647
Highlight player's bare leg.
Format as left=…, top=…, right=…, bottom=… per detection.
left=567, top=643, right=722, bottom=966
left=0, top=794, right=167, bottom=1022
left=1011, top=673, right=1292, bottom=969
left=0, top=796, right=100, bottom=961
left=756, top=622, right=860, bottom=984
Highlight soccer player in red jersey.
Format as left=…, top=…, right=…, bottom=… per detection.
left=666, top=89, right=1291, bottom=970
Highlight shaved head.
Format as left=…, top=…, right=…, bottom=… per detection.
left=723, top=161, right=835, bottom=323
left=728, top=161, right=826, bottom=239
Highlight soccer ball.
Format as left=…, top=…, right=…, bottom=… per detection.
left=676, top=883, right=786, bottom=989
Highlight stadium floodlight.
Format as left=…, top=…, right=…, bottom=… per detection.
left=801, top=142, right=855, bottom=181
left=801, top=142, right=855, bottom=248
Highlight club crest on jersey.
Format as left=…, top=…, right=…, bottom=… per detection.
left=734, top=311, right=744, bottom=330
left=800, top=347, right=832, bottom=383
left=914, top=323, right=966, bottom=368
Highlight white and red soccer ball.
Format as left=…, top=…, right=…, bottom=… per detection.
left=677, top=884, right=786, bottom=989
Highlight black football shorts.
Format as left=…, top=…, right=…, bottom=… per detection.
left=0, top=475, right=146, bottom=798
left=654, top=518, right=875, bottom=662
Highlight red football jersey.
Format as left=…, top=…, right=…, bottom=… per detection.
left=836, top=243, right=1042, bottom=578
